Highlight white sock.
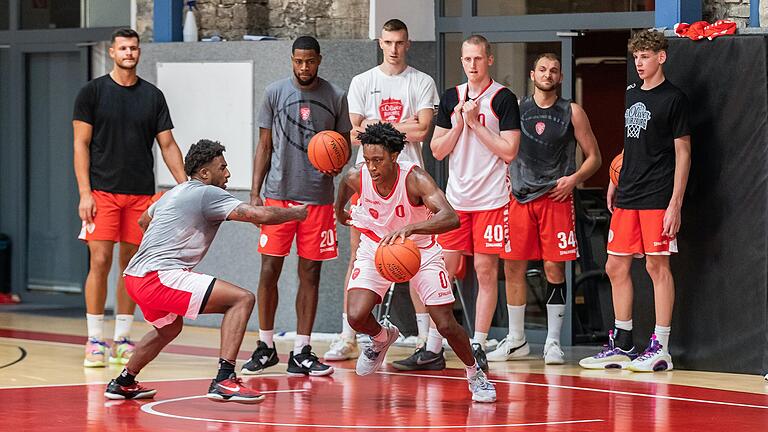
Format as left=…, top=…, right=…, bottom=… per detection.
left=415, top=313, right=430, bottom=339
left=341, top=313, right=356, bottom=339
left=654, top=325, right=671, bottom=353
left=545, top=304, right=565, bottom=344
left=465, top=361, right=479, bottom=378
left=472, top=331, right=488, bottom=348
left=426, top=327, right=443, bottom=354
left=259, top=329, right=274, bottom=346
left=507, top=304, right=526, bottom=341
left=86, top=314, right=104, bottom=340
left=294, top=334, right=311, bottom=352
left=113, top=314, right=134, bottom=341
left=372, top=326, right=388, bottom=344
left=615, top=319, right=633, bottom=331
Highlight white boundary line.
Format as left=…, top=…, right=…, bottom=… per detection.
left=140, top=396, right=603, bottom=429
left=0, top=373, right=288, bottom=390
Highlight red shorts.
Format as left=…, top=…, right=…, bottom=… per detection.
left=437, top=205, right=508, bottom=255
left=258, top=198, right=338, bottom=260
left=78, top=191, right=160, bottom=245
left=501, top=194, right=578, bottom=261
left=124, top=269, right=215, bottom=328
left=607, top=208, right=678, bottom=257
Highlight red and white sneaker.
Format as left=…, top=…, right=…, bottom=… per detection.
left=206, top=374, right=265, bottom=404
left=104, top=379, right=157, bottom=400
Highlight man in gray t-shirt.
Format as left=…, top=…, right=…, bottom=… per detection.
left=244, top=36, right=351, bottom=377
left=105, top=139, right=307, bottom=404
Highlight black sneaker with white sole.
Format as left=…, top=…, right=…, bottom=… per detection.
left=287, top=345, right=334, bottom=376
left=392, top=346, right=446, bottom=371
left=472, top=343, right=489, bottom=373
left=241, top=341, right=279, bottom=375
left=104, top=379, right=157, bottom=400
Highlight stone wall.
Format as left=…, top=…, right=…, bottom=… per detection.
left=703, top=0, right=751, bottom=27
left=135, top=0, right=369, bottom=42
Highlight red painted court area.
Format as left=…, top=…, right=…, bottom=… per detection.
left=2, top=368, right=766, bottom=431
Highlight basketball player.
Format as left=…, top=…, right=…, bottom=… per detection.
left=73, top=28, right=188, bottom=368
left=104, top=139, right=308, bottom=403
left=243, top=36, right=352, bottom=377
left=336, top=122, right=496, bottom=403
left=580, top=30, right=690, bottom=372
left=326, top=18, right=440, bottom=362
left=487, top=53, right=601, bottom=365
left=396, top=35, right=521, bottom=372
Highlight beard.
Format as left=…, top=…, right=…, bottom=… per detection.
left=294, top=71, right=317, bottom=86
left=533, top=80, right=559, bottom=92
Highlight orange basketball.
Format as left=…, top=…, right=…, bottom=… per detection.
left=609, top=152, right=623, bottom=186
left=374, top=239, right=421, bottom=283
left=307, top=130, right=349, bottom=172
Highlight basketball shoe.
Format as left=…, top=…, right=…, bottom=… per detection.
left=356, top=324, right=399, bottom=376
left=467, top=367, right=496, bottom=403
left=241, top=341, right=279, bottom=375
left=84, top=337, right=110, bottom=367
left=392, top=346, right=446, bottom=371
left=323, top=336, right=359, bottom=361
left=207, top=374, right=265, bottom=404
left=104, top=379, right=157, bottom=400
left=543, top=340, right=565, bottom=365
left=287, top=345, right=334, bottom=376
left=579, top=330, right=638, bottom=369
left=627, top=335, right=673, bottom=372
left=109, top=337, right=135, bottom=365
left=486, top=336, right=530, bottom=362
left=472, top=343, right=489, bottom=372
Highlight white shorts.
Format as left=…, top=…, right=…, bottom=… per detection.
left=347, top=237, right=455, bottom=306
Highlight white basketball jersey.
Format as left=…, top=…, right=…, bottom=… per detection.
left=351, top=162, right=435, bottom=248
left=446, top=80, right=511, bottom=211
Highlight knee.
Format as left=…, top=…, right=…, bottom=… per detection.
left=434, top=320, right=457, bottom=339
left=241, top=290, right=256, bottom=310
left=89, top=251, right=112, bottom=272
left=346, top=307, right=367, bottom=331
left=543, top=261, right=564, bottom=282
left=645, top=259, right=670, bottom=280
left=605, top=258, right=628, bottom=281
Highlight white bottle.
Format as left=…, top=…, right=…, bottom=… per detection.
left=183, top=2, right=198, bottom=42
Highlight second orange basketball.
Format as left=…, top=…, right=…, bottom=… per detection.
left=375, top=239, right=421, bottom=283
left=609, top=152, right=623, bottom=186
left=308, top=130, right=350, bottom=172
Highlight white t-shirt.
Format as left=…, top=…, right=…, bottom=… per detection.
left=348, top=66, right=439, bottom=167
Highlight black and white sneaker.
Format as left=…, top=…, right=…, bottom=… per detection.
left=392, top=346, right=446, bottom=371
left=287, top=345, right=335, bottom=376
left=241, top=341, right=279, bottom=375
left=472, top=343, right=489, bottom=373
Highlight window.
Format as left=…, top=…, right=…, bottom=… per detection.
left=20, top=0, right=80, bottom=29
left=476, top=0, right=654, bottom=16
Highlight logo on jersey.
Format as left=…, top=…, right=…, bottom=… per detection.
left=535, top=121, right=546, bottom=135
left=368, top=208, right=379, bottom=219
left=351, top=268, right=360, bottom=280
left=625, top=102, right=651, bottom=138
left=379, top=98, right=404, bottom=123
left=300, top=106, right=311, bottom=121
left=260, top=234, right=268, bottom=248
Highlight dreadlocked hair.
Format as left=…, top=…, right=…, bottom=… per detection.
left=184, top=139, right=226, bottom=176
left=357, top=122, right=406, bottom=154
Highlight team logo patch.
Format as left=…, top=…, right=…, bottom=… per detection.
left=535, top=121, right=546, bottom=135
left=260, top=234, right=269, bottom=248
left=351, top=268, right=360, bottom=280
left=379, top=98, right=404, bottom=123
left=300, top=106, right=311, bottom=121
left=368, top=208, right=379, bottom=219
left=625, top=102, right=651, bottom=138
left=608, top=229, right=614, bottom=243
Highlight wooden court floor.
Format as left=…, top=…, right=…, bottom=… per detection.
left=1, top=312, right=766, bottom=431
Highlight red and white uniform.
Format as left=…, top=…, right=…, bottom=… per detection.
left=348, top=162, right=454, bottom=305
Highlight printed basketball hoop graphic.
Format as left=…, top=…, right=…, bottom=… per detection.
left=625, top=102, right=651, bottom=138
left=379, top=98, right=404, bottom=123
left=535, top=121, right=546, bottom=135
left=300, top=106, right=311, bottom=121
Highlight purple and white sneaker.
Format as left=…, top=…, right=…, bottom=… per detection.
left=579, top=330, right=638, bottom=370
left=628, top=334, right=673, bottom=372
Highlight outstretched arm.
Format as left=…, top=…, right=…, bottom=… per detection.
left=380, top=167, right=460, bottom=244
left=227, top=203, right=307, bottom=225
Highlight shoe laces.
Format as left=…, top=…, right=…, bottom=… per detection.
left=88, top=338, right=109, bottom=351
left=114, top=337, right=134, bottom=346
left=636, top=336, right=663, bottom=361
left=470, top=370, right=494, bottom=391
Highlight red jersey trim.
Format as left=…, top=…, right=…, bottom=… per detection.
left=464, top=79, right=494, bottom=101
left=372, top=162, right=400, bottom=201
left=354, top=226, right=382, bottom=243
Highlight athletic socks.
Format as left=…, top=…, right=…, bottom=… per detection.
left=615, top=319, right=633, bottom=332
left=507, top=304, right=526, bottom=341
left=654, top=325, right=671, bottom=352
left=545, top=304, right=565, bottom=344
left=114, top=314, right=134, bottom=341
left=115, top=368, right=137, bottom=386
left=86, top=314, right=105, bottom=340
left=216, top=358, right=236, bottom=382
left=415, top=313, right=430, bottom=340
left=465, top=362, right=480, bottom=379
left=472, top=331, right=488, bottom=349
left=259, top=329, right=274, bottom=346
left=294, top=334, right=311, bottom=352
left=426, top=327, right=443, bottom=354
left=341, top=313, right=356, bottom=340
left=372, top=326, right=389, bottom=345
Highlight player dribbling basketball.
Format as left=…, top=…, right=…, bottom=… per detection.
left=335, top=122, right=496, bottom=403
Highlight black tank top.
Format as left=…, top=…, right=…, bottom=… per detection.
left=510, top=96, right=576, bottom=203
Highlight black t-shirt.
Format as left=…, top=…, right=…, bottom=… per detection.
left=617, top=80, right=690, bottom=209
left=73, top=75, right=174, bottom=195
left=434, top=84, right=520, bottom=131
